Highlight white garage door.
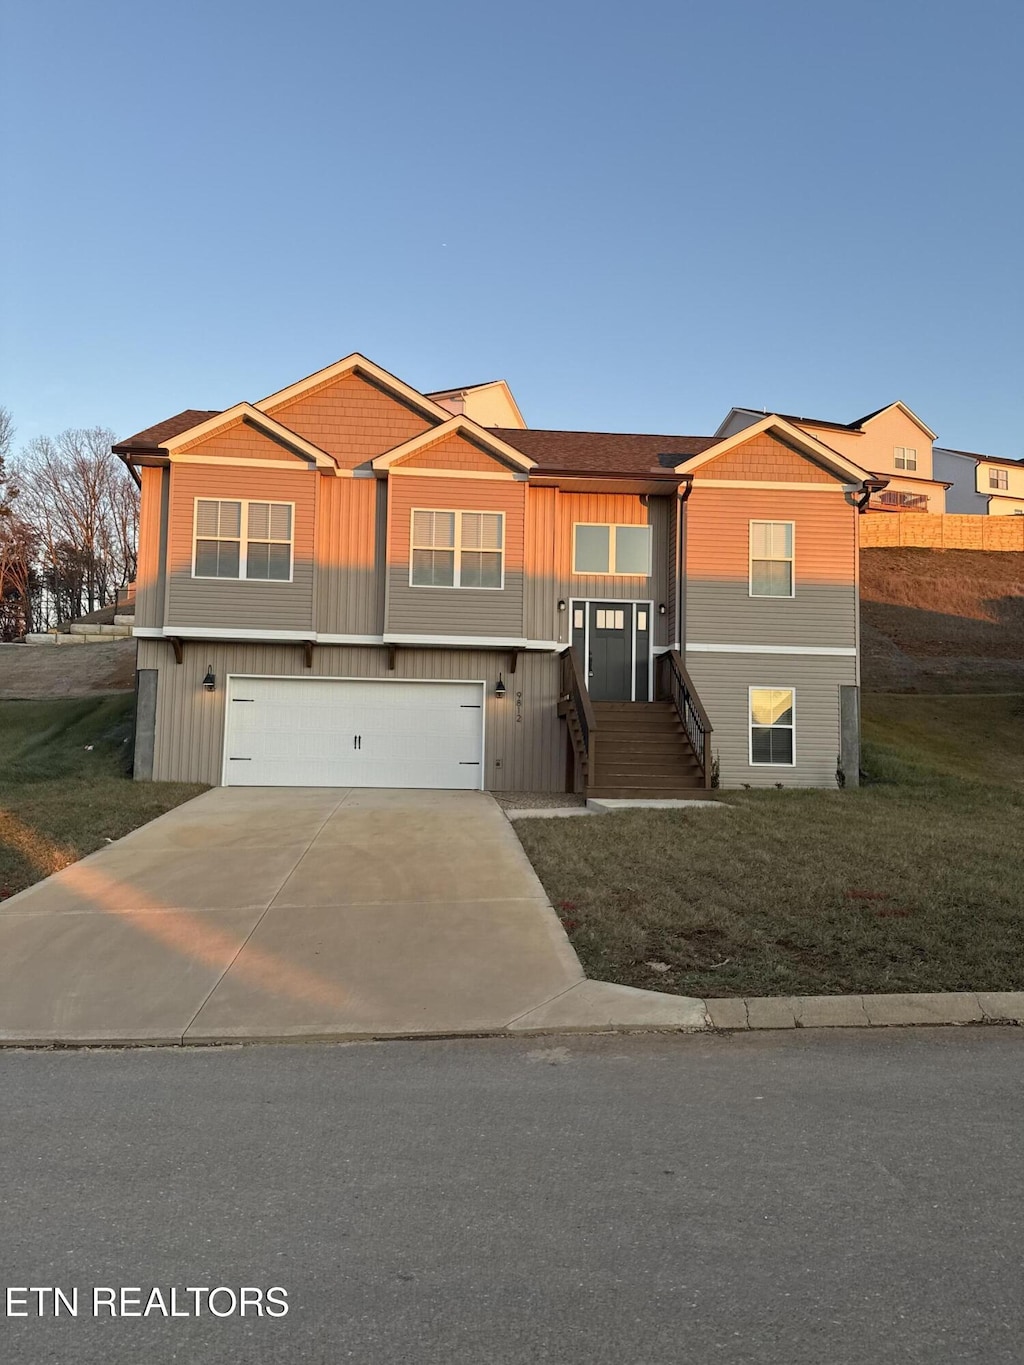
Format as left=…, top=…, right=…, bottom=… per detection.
left=223, top=677, right=485, bottom=789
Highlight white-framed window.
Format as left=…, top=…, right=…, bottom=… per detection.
left=989, top=468, right=1009, bottom=490
left=410, top=509, right=504, bottom=589
left=894, top=446, right=918, bottom=470
left=193, top=499, right=293, bottom=581
left=572, top=523, right=652, bottom=576
left=749, top=688, right=795, bottom=766
left=749, top=521, right=794, bottom=598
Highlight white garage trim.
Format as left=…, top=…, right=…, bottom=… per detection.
left=221, top=674, right=487, bottom=789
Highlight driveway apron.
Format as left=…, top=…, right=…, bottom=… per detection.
left=0, top=788, right=583, bottom=1044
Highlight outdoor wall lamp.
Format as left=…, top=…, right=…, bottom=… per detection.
left=557, top=599, right=567, bottom=612
left=658, top=603, right=667, bottom=615
left=494, top=674, right=507, bottom=699
left=202, top=666, right=216, bottom=692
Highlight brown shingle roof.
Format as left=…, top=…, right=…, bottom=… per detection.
left=112, top=409, right=221, bottom=453
left=493, top=428, right=719, bottom=476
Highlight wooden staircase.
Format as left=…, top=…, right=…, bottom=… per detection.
left=587, top=701, right=705, bottom=798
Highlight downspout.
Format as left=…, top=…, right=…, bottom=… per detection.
left=676, top=476, right=693, bottom=657
left=856, top=478, right=888, bottom=511
left=116, top=451, right=143, bottom=490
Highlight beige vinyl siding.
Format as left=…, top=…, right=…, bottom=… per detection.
left=523, top=485, right=562, bottom=644
left=264, top=371, right=432, bottom=469
left=134, top=466, right=168, bottom=629
left=700, top=432, right=835, bottom=482
left=314, top=475, right=384, bottom=635
left=685, top=487, right=857, bottom=649
left=176, top=420, right=313, bottom=462
left=164, top=464, right=317, bottom=632
left=685, top=650, right=856, bottom=788
left=137, top=638, right=565, bottom=791
left=559, top=492, right=674, bottom=647
left=386, top=475, right=526, bottom=638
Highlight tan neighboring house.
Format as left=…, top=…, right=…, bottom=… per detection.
left=717, top=402, right=950, bottom=513
left=113, top=354, right=878, bottom=794
left=942, top=449, right=1024, bottom=516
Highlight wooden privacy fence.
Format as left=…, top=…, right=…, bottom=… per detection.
left=861, top=514, right=1024, bottom=550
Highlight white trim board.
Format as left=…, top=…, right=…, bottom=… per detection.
left=693, top=480, right=860, bottom=492
left=686, top=642, right=856, bottom=657
left=136, top=626, right=559, bottom=649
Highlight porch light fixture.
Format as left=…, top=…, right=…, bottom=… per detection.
left=494, top=674, right=507, bottom=700
left=557, top=599, right=567, bottom=612
left=658, top=603, right=667, bottom=616
left=202, top=665, right=216, bottom=692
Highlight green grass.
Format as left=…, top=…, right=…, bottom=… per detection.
left=0, top=695, right=206, bottom=900
left=514, top=693, right=1024, bottom=999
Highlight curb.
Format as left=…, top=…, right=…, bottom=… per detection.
left=703, top=990, right=1024, bottom=1031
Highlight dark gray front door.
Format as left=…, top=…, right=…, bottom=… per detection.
left=586, top=602, right=632, bottom=701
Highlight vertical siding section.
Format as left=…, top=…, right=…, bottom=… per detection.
left=135, top=467, right=166, bottom=629
left=146, top=640, right=564, bottom=792
left=315, top=476, right=382, bottom=635
left=524, top=486, right=562, bottom=645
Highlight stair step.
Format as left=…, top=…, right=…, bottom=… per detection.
left=593, top=770, right=703, bottom=788
left=588, top=784, right=705, bottom=798
left=596, top=762, right=702, bottom=779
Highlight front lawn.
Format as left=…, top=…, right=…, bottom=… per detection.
left=514, top=694, right=1024, bottom=998
left=0, top=695, right=206, bottom=901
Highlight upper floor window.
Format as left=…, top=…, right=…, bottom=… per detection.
left=894, top=446, right=917, bottom=470
left=193, top=499, right=293, bottom=581
left=572, top=524, right=652, bottom=576
left=989, top=468, right=1009, bottom=490
left=410, top=509, right=504, bottom=589
left=749, top=521, right=794, bottom=597
left=750, top=688, right=795, bottom=766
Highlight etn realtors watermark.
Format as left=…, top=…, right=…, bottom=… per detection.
left=5, top=1285, right=288, bottom=1318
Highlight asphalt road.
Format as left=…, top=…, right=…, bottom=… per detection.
left=2, top=1029, right=1022, bottom=1364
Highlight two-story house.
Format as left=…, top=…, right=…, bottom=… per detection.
left=717, top=403, right=950, bottom=514
left=934, top=448, right=1024, bottom=515
left=113, top=354, right=876, bottom=795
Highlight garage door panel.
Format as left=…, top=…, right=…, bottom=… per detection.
left=224, top=678, right=485, bottom=789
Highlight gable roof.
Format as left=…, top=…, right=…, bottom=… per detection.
left=676, top=416, right=873, bottom=483
left=372, top=417, right=536, bottom=472
left=256, top=353, right=452, bottom=424
left=937, top=446, right=1024, bottom=469
left=718, top=401, right=937, bottom=441
left=493, top=428, right=719, bottom=476
left=160, top=404, right=339, bottom=469
left=113, top=409, right=221, bottom=454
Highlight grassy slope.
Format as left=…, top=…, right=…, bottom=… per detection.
left=515, top=694, right=1024, bottom=999
left=0, top=695, right=206, bottom=900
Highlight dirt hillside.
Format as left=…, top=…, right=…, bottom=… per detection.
left=0, top=640, right=136, bottom=700
left=861, top=548, right=1024, bottom=692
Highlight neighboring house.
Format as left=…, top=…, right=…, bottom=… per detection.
left=935, top=448, right=1024, bottom=516
left=932, top=447, right=992, bottom=514
left=113, top=354, right=876, bottom=795
left=717, top=403, right=950, bottom=513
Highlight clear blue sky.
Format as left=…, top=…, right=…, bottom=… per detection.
left=2, top=0, right=1021, bottom=455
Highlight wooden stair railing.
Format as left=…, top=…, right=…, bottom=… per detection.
left=657, top=650, right=714, bottom=788
left=558, top=646, right=598, bottom=793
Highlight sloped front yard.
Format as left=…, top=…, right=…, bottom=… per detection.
left=514, top=695, right=1024, bottom=999
left=0, top=695, right=206, bottom=901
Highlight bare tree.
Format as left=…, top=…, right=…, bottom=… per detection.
left=0, top=406, right=41, bottom=639
left=16, top=427, right=138, bottom=624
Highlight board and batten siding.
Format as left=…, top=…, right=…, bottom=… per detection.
left=163, top=463, right=317, bottom=632
left=684, top=486, right=857, bottom=649
left=314, top=475, right=386, bottom=635
left=134, top=465, right=169, bottom=630
left=685, top=650, right=856, bottom=788
left=385, top=474, right=526, bottom=638
left=136, top=638, right=565, bottom=792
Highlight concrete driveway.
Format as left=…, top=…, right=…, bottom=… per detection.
left=0, top=788, right=588, bottom=1044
